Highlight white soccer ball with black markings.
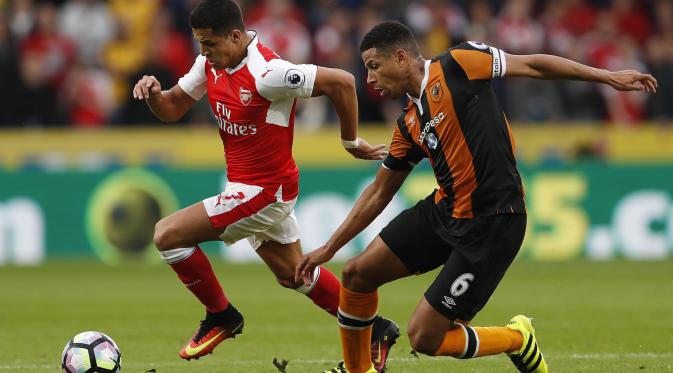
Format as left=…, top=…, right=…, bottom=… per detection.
left=61, top=331, right=121, bottom=373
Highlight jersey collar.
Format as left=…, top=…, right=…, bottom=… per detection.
left=406, top=59, right=431, bottom=115
left=223, top=30, right=258, bottom=75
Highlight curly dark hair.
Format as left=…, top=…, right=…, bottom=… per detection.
left=360, top=21, right=421, bottom=57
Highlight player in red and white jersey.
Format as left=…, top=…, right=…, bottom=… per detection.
left=131, top=0, right=399, bottom=367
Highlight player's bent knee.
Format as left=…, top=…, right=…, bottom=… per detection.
left=153, top=219, right=178, bottom=251
left=341, top=259, right=365, bottom=289
left=407, top=325, right=442, bottom=356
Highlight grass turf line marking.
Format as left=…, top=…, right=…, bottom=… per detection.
left=3, top=353, right=673, bottom=370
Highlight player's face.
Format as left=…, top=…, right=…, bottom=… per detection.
left=193, top=28, right=240, bottom=70
left=362, top=48, right=408, bottom=99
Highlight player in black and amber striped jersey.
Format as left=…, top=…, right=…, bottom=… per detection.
left=297, top=21, right=657, bottom=373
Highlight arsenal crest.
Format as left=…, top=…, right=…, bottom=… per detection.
left=430, top=81, right=443, bottom=102
left=239, top=87, right=252, bottom=106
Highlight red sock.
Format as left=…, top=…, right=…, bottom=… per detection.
left=298, top=266, right=340, bottom=316
left=164, top=246, right=229, bottom=313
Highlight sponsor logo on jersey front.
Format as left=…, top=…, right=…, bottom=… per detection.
left=285, top=69, right=305, bottom=89
left=418, top=111, right=445, bottom=143
left=426, top=133, right=439, bottom=149
left=239, top=87, right=253, bottom=106
left=214, top=101, right=257, bottom=136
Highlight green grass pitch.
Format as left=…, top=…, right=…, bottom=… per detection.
left=1, top=259, right=672, bottom=372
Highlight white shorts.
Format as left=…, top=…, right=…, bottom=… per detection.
left=203, top=182, right=300, bottom=250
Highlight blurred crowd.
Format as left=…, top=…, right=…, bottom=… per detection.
left=0, top=0, right=671, bottom=128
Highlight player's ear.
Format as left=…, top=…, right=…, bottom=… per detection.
left=394, top=49, right=408, bottom=67
left=230, top=29, right=242, bottom=42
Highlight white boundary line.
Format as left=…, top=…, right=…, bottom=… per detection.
left=3, top=353, right=672, bottom=370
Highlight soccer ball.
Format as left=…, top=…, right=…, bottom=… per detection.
left=61, top=331, right=122, bottom=373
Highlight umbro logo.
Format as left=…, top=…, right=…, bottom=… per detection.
left=441, top=296, right=456, bottom=309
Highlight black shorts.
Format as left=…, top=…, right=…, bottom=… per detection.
left=379, top=192, right=526, bottom=321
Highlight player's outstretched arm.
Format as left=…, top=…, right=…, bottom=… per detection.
left=295, top=166, right=408, bottom=285
left=312, top=66, right=387, bottom=160
left=505, top=54, right=658, bottom=92
left=132, top=75, right=197, bottom=122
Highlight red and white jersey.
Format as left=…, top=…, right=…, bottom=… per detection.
left=178, top=31, right=317, bottom=201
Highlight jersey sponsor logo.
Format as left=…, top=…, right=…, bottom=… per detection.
left=426, top=133, right=439, bottom=150
left=418, top=112, right=445, bottom=143
left=214, top=101, right=258, bottom=136
left=261, top=68, right=273, bottom=78
left=216, top=102, right=231, bottom=119
left=239, top=87, right=253, bottom=106
left=430, top=81, right=443, bottom=102
left=285, top=69, right=305, bottom=89
left=216, top=119, right=258, bottom=136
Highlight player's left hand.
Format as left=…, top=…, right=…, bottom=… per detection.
left=607, top=70, right=658, bottom=93
left=295, top=245, right=336, bottom=286
left=346, top=138, right=388, bottom=160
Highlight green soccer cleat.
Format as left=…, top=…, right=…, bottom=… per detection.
left=321, top=362, right=377, bottom=373
left=506, top=315, right=549, bottom=373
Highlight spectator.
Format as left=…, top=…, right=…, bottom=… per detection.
left=0, top=0, right=667, bottom=126
left=464, top=0, right=496, bottom=44
left=248, top=0, right=311, bottom=63
left=0, top=10, right=23, bottom=125
left=17, top=2, right=75, bottom=126
left=59, top=0, right=115, bottom=65
left=609, top=0, right=651, bottom=45
left=8, top=0, right=35, bottom=42
left=583, top=12, right=648, bottom=124
left=60, top=60, right=114, bottom=127
left=118, top=37, right=174, bottom=125
left=405, top=0, right=468, bottom=57
left=496, top=0, right=564, bottom=121
left=647, top=0, right=673, bottom=122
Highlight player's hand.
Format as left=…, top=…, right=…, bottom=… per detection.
left=346, top=138, right=388, bottom=160
left=295, top=245, right=336, bottom=286
left=607, top=70, right=658, bottom=93
left=132, top=75, right=162, bottom=100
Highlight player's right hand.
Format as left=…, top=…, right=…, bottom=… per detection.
left=132, top=75, right=162, bottom=100
left=295, top=245, right=336, bottom=286
left=346, top=138, right=388, bottom=160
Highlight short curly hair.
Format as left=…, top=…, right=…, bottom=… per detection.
left=360, top=21, right=420, bottom=57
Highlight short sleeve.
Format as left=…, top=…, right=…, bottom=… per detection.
left=382, top=124, right=425, bottom=171
left=177, top=55, right=207, bottom=100
left=448, top=41, right=507, bottom=80
left=255, top=58, right=317, bottom=101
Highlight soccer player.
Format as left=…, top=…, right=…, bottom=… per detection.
left=131, top=0, right=400, bottom=365
left=296, top=21, right=657, bottom=373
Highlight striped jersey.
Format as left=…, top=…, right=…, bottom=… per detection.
left=383, top=41, right=525, bottom=219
